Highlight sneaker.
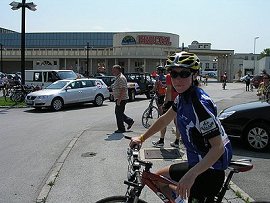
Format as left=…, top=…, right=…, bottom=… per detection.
left=152, top=140, right=164, bottom=148
left=127, top=120, right=134, bottom=130
left=170, top=142, right=179, bottom=148
left=114, top=129, right=126, bottom=133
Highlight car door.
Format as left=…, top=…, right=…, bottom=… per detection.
left=80, top=80, right=96, bottom=102
left=64, top=81, right=82, bottom=104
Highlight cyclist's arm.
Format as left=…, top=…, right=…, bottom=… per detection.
left=130, top=108, right=176, bottom=145
left=176, top=135, right=225, bottom=199
left=164, top=85, right=172, bottom=103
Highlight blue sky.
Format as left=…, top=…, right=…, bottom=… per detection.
left=1, top=0, right=269, bottom=53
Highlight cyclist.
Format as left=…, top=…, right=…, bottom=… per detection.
left=152, top=70, right=181, bottom=148
left=130, top=51, right=232, bottom=202
left=153, top=66, right=166, bottom=114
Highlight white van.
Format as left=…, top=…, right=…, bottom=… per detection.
left=25, top=70, right=78, bottom=87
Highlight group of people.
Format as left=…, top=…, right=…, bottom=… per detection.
left=110, top=51, right=232, bottom=202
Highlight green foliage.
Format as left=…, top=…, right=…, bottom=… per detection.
left=259, top=48, right=270, bottom=59
left=0, top=96, right=26, bottom=107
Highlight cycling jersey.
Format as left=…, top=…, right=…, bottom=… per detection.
left=156, top=74, right=166, bottom=96
left=172, top=86, right=232, bottom=170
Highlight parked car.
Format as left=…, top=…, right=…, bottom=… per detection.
left=251, top=74, right=263, bottom=88
left=124, top=72, right=154, bottom=99
left=25, top=78, right=109, bottom=111
left=25, top=69, right=78, bottom=87
left=218, top=101, right=270, bottom=152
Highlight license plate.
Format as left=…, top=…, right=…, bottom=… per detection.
left=26, top=101, right=34, bottom=105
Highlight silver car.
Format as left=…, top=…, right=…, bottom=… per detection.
left=25, top=78, right=109, bottom=111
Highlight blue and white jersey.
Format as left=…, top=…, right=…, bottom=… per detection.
left=172, top=86, right=232, bottom=170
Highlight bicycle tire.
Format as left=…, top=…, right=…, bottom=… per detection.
left=96, top=196, right=147, bottom=203
left=141, top=106, right=159, bottom=129
left=12, top=92, right=24, bottom=103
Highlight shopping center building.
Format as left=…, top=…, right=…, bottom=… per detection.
left=0, top=27, right=253, bottom=82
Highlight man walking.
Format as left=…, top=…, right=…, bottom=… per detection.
left=111, top=65, right=134, bottom=133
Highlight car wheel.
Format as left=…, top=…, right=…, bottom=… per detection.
left=94, top=94, right=104, bottom=106
left=51, top=97, right=64, bottom=111
left=244, top=122, right=270, bottom=152
left=128, top=89, right=136, bottom=102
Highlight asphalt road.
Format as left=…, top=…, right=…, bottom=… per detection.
left=0, top=81, right=269, bottom=202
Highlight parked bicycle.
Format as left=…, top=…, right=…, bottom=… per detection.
left=96, top=136, right=253, bottom=203
left=141, top=93, right=160, bottom=129
left=9, top=84, right=41, bottom=103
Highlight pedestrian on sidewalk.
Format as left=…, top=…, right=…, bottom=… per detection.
left=130, top=51, right=232, bottom=202
left=111, top=65, right=134, bottom=133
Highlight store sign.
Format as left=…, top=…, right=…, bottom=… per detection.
left=121, top=36, right=136, bottom=45
left=121, top=35, right=171, bottom=46
left=138, top=35, right=171, bottom=46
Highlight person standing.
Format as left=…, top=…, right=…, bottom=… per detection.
left=245, top=74, right=251, bottom=91
left=222, top=72, right=227, bottom=90
left=111, top=65, right=134, bottom=133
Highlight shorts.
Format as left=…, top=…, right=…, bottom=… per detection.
left=169, top=162, right=225, bottom=202
left=162, top=101, right=174, bottom=114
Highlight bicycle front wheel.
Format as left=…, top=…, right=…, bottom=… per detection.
left=96, top=195, right=147, bottom=203
left=142, top=106, right=159, bottom=129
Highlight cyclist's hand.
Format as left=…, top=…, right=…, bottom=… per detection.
left=129, top=136, right=142, bottom=149
left=176, top=172, right=196, bottom=199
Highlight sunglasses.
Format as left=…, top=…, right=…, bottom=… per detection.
left=170, top=70, right=192, bottom=79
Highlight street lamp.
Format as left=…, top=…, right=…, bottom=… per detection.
left=0, top=43, right=3, bottom=73
left=253, top=36, right=259, bottom=72
left=10, top=0, right=37, bottom=85
left=85, top=42, right=90, bottom=77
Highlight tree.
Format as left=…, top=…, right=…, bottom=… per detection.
left=259, top=48, right=270, bottom=59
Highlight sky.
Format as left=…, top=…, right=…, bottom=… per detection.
left=0, top=0, right=269, bottom=54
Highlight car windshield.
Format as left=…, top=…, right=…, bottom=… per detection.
left=46, top=81, right=70, bottom=89
left=56, top=71, right=77, bottom=79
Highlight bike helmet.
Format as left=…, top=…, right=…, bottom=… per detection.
left=165, top=51, right=200, bottom=72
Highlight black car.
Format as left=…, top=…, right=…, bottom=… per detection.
left=218, top=101, right=270, bottom=152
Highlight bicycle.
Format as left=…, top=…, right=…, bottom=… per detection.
left=96, top=136, right=253, bottom=203
left=9, top=84, right=40, bottom=103
left=141, top=93, right=160, bottom=129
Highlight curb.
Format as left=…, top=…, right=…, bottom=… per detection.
left=36, top=134, right=82, bottom=203
left=229, top=182, right=255, bottom=202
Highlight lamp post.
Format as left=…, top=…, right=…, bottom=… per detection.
left=0, top=43, right=3, bottom=72
left=253, top=36, right=259, bottom=73
left=10, top=0, right=37, bottom=85
left=85, top=42, right=90, bottom=77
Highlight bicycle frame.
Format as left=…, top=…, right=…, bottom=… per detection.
left=123, top=144, right=253, bottom=203
left=124, top=148, right=180, bottom=203
left=142, top=171, right=180, bottom=202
